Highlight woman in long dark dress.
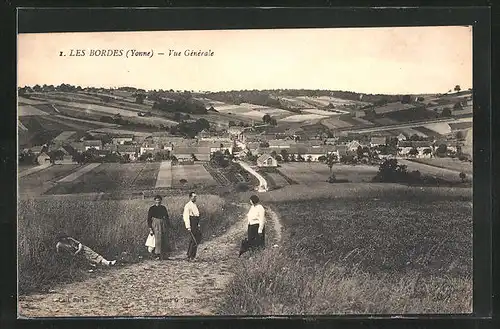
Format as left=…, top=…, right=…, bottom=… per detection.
left=239, top=194, right=266, bottom=256
left=147, top=195, right=171, bottom=260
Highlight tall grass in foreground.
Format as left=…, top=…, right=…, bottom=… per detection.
left=18, top=194, right=230, bottom=294
left=220, top=186, right=473, bottom=314
left=220, top=248, right=471, bottom=314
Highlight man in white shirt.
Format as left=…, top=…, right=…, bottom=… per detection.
left=240, top=194, right=266, bottom=256
left=183, top=191, right=201, bottom=260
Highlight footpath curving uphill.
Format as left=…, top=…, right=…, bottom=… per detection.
left=18, top=202, right=284, bottom=317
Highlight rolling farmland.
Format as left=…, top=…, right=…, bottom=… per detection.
left=19, top=164, right=82, bottom=196
left=321, top=116, right=354, bottom=129
left=45, top=163, right=143, bottom=194
left=21, top=162, right=226, bottom=197
left=281, top=114, right=329, bottom=123
left=18, top=105, right=50, bottom=117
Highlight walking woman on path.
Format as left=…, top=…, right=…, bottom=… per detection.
left=147, top=195, right=171, bottom=260
left=239, top=194, right=266, bottom=256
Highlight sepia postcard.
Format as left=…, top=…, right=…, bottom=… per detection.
left=17, top=25, right=474, bottom=317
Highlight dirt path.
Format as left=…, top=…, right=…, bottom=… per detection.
left=18, top=202, right=283, bottom=317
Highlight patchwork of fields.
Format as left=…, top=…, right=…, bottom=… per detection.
left=19, top=162, right=231, bottom=197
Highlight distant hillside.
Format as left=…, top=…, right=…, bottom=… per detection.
left=202, top=89, right=441, bottom=110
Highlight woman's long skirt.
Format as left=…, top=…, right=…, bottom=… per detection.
left=151, top=218, right=169, bottom=257
left=239, top=224, right=266, bottom=256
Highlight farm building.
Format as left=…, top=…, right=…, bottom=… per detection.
left=396, top=133, right=407, bottom=141
left=173, top=146, right=211, bottom=161
left=370, top=137, right=387, bottom=147
left=198, top=136, right=232, bottom=143
left=346, top=140, right=363, bottom=152
left=83, top=140, right=103, bottom=151
left=197, top=140, right=233, bottom=154
left=257, top=154, right=278, bottom=168
left=287, top=145, right=338, bottom=162
left=112, top=135, right=134, bottom=145
left=152, top=136, right=189, bottom=145
left=117, top=145, right=139, bottom=159
left=397, top=141, right=433, bottom=158
left=140, top=145, right=157, bottom=155
left=36, top=152, right=51, bottom=165
left=268, top=140, right=296, bottom=149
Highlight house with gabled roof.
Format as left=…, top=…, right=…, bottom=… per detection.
left=396, top=133, right=407, bottom=142
left=257, top=154, right=278, bottom=168
left=346, top=140, right=362, bottom=152
left=36, top=152, right=51, bottom=165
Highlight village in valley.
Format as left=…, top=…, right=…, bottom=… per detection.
left=18, top=85, right=473, bottom=198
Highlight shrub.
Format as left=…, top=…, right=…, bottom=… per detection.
left=372, top=159, right=408, bottom=182
left=327, top=173, right=337, bottom=183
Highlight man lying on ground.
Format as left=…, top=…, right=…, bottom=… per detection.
left=56, top=235, right=116, bottom=266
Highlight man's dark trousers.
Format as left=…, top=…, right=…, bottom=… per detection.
left=187, top=216, right=201, bottom=259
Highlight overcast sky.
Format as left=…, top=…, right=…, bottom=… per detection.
left=17, top=26, right=472, bottom=94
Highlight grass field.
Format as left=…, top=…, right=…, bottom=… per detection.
left=297, top=96, right=366, bottom=109
left=398, top=160, right=469, bottom=182
left=373, top=102, right=416, bottom=114
left=350, top=117, right=374, bottom=125
left=171, top=164, right=217, bottom=188
left=45, top=163, right=148, bottom=194
left=302, top=109, right=343, bottom=116
left=18, top=194, right=229, bottom=294
left=264, top=171, right=290, bottom=189
left=221, top=184, right=472, bottom=314
left=321, top=117, right=353, bottom=129
left=408, top=158, right=472, bottom=175
left=19, top=165, right=82, bottom=196
left=422, top=123, right=452, bottom=135
left=280, top=114, right=329, bottom=123
left=277, top=163, right=378, bottom=185
left=18, top=105, right=50, bottom=117
left=18, top=97, right=50, bottom=105
left=44, top=162, right=220, bottom=195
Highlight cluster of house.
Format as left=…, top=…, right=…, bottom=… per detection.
left=22, top=130, right=235, bottom=165
left=22, top=124, right=461, bottom=167
left=239, top=131, right=460, bottom=168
